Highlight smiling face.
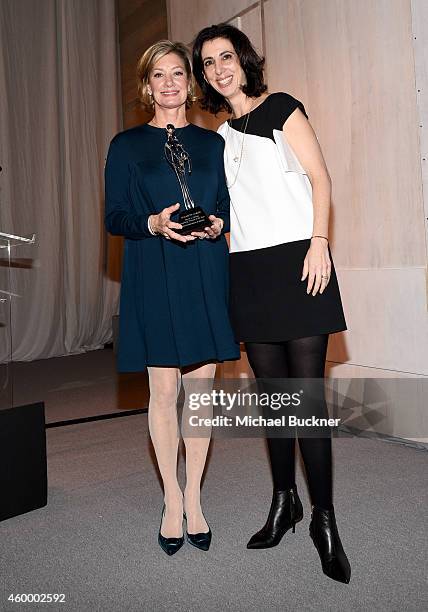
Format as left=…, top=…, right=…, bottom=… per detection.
left=147, top=52, right=189, bottom=111
left=201, top=37, right=246, bottom=102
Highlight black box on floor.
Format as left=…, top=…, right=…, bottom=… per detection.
left=0, top=402, right=47, bottom=521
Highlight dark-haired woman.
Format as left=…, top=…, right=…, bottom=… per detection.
left=193, top=24, right=351, bottom=583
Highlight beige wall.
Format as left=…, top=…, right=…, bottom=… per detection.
left=167, top=0, right=428, bottom=439
left=168, top=0, right=428, bottom=373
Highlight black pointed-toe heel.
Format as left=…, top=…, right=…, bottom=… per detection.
left=184, top=513, right=212, bottom=551
left=309, top=506, right=351, bottom=584
left=246, top=485, right=303, bottom=549
left=158, top=506, right=184, bottom=556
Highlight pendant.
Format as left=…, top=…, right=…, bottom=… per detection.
left=233, top=156, right=239, bottom=163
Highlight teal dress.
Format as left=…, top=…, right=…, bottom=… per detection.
left=105, top=123, right=240, bottom=372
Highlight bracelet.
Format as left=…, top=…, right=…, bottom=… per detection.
left=147, top=215, right=158, bottom=236
left=311, top=235, right=328, bottom=242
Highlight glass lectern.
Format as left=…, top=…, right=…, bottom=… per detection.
left=0, top=231, right=36, bottom=410
left=0, top=230, right=47, bottom=522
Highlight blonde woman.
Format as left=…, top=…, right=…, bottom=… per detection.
left=105, top=41, right=239, bottom=555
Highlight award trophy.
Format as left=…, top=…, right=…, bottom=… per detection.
left=164, top=124, right=210, bottom=235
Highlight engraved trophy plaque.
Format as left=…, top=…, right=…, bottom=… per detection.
left=164, top=124, right=210, bottom=235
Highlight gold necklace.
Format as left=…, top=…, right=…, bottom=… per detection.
left=225, top=100, right=256, bottom=188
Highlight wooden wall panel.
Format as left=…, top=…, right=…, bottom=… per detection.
left=264, top=0, right=426, bottom=269
left=233, top=5, right=263, bottom=55
left=328, top=267, right=428, bottom=375
left=167, top=0, right=257, bottom=43
left=324, top=368, right=428, bottom=443
left=411, top=0, right=428, bottom=270
left=117, top=0, right=168, bottom=128
left=186, top=5, right=263, bottom=132
left=158, top=1, right=428, bottom=400
left=326, top=373, right=427, bottom=442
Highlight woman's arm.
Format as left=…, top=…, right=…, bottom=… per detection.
left=105, top=136, right=192, bottom=243
left=283, top=109, right=332, bottom=295
left=104, top=137, right=152, bottom=239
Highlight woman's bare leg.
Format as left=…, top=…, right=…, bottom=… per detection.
left=147, top=366, right=182, bottom=538
left=181, top=362, right=216, bottom=533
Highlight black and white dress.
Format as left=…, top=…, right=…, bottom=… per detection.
left=217, top=92, right=347, bottom=343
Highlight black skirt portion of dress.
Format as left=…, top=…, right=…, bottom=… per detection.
left=229, top=239, right=347, bottom=343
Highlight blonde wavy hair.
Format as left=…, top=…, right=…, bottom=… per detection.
left=137, top=40, right=197, bottom=111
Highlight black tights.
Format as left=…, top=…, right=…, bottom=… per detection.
left=245, top=335, right=333, bottom=509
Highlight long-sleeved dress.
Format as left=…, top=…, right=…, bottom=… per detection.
left=105, top=123, right=240, bottom=372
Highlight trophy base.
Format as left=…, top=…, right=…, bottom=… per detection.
left=176, top=206, right=211, bottom=236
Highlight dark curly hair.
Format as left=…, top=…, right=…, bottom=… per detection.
left=192, top=23, right=267, bottom=115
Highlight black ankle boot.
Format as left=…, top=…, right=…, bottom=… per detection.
left=246, top=485, right=303, bottom=549
left=309, top=506, right=351, bottom=583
